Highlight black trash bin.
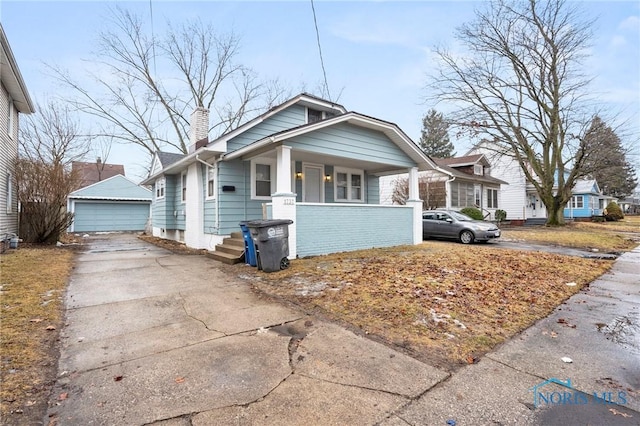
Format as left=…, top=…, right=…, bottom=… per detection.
left=246, top=219, right=293, bottom=272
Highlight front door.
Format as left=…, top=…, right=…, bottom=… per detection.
left=303, top=164, right=323, bottom=203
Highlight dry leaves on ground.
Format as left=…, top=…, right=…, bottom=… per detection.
left=242, top=242, right=612, bottom=369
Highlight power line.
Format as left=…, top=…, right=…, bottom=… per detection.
left=310, top=0, right=331, bottom=101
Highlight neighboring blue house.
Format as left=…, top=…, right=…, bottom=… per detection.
left=67, top=175, right=152, bottom=232
left=141, top=93, right=439, bottom=260
left=564, top=179, right=607, bottom=218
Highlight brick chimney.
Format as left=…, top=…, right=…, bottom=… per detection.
left=189, top=107, right=209, bottom=153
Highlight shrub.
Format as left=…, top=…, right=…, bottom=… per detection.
left=495, top=209, right=507, bottom=222
left=461, top=207, right=484, bottom=220
left=604, top=202, right=624, bottom=221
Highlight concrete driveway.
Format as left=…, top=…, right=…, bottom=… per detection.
left=46, top=233, right=449, bottom=425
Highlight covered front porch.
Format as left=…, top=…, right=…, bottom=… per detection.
left=262, top=145, right=424, bottom=258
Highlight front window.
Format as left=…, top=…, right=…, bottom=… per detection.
left=7, top=98, right=14, bottom=139
left=251, top=158, right=276, bottom=199
left=181, top=173, right=187, bottom=202
left=156, top=178, right=165, bottom=199
left=571, top=195, right=584, bottom=209
left=487, top=188, right=498, bottom=208
left=450, top=182, right=475, bottom=208
left=207, top=166, right=216, bottom=199
left=475, top=186, right=481, bottom=206
left=335, top=168, right=364, bottom=202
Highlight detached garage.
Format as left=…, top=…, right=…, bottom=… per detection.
left=68, top=175, right=152, bottom=233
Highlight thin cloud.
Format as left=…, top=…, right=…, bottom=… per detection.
left=618, top=15, right=640, bottom=31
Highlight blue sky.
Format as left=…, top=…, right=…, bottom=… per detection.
left=2, top=1, right=639, bottom=181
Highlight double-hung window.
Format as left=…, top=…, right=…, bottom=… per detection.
left=251, top=158, right=276, bottom=199
left=335, top=168, right=364, bottom=202
left=487, top=188, right=498, bottom=208
left=181, top=173, right=187, bottom=202
left=571, top=195, right=584, bottom=209
left=6, top=173, right=13, bottom=213
left=206, top=166, right=216, bottom=199
left=155, top=178, right=165, bottom=199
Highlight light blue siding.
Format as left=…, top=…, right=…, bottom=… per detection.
left=296, top=204, right=413, bottom=257
left=227, top=105, right=306, bottom=152
left=368, top=175, right=380, bottom=204
left=217, top=160, right=265, bottom=234
left=74, top=201, right=150, bottom=232
left=564, top=194, right=603, bottom=218
left=152, top=175, right=178, bottom=229
left=288, top=123, right=414, bottom=168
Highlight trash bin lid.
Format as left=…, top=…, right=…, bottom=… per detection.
left=246, top=219, right=293, bottom=228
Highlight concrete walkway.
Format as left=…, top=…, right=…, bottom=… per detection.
left=47, top=234, right=639, bottom=425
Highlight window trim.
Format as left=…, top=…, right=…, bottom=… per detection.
left=206, top=165, right=216, bottom=200
left=155, top=177, right=166, bottom=200
left=334, top=167, right=364, bottom=202
left=251, top=158, right=276, bottom=200
left=181, top=172, right=187, bottom=203
left=571, top=195, right=584, bottom=209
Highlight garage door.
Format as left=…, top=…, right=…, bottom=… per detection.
left=73, top=202, right=150, bottom=232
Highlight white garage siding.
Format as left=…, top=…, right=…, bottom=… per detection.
left=72, top=201, right=150, bottom=232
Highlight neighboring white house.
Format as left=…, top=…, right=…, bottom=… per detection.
left=468, top=141, right=614, bottom=222
left=1, top=24, right=35, bottom=239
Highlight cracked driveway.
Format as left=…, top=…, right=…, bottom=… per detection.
left=47, top=234, right=448, bottom=425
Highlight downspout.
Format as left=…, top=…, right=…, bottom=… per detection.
left=445, top=175, right=456, bottom=209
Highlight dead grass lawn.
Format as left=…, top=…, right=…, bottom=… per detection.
left=0, top=248, right=75, bottom=423
left=501, top=216, right=640, bottom=252
left=242, top=242, right=613, bottom=370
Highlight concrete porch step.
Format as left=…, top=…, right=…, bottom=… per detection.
left=224, top=237, right=245, bottom=247
left=216, top=244, right=244, bottom=256
left=207, top=249, right=244, bottom=265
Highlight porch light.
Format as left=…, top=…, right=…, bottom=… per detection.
left=324, top=174, right=332, bottom=182
left=296, top=172, right=303, bottom=180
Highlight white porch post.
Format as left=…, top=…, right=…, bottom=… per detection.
left=406, top=167, right=423, bottom=245
left=271, top=145, right=297, bottom=258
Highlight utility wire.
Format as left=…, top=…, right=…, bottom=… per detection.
left=310, top=0, right=331, bottom=101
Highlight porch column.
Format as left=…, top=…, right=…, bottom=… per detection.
left=406, top=167, right=423, bottom=245
left=272, top=145, right=297, bottom=258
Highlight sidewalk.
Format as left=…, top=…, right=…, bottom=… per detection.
left=46, top=235, right=639, bottom=425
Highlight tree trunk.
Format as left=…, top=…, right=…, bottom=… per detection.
left=545, top=197, right=566, bottom=226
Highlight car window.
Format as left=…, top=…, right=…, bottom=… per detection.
left=450, top=211, right=472, bottom=221
left=423, top=213, right=436, bottom=220
left=437, top=213, right=450, bottom=221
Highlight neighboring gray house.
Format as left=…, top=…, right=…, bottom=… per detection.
left=1, top=24, right=34, bottom=238
left=67, top=175, right=152, bottom=232
left=142, top=93, right=439, bottom=260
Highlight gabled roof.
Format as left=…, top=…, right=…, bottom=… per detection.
left=572, top=179, right=600, bottom=195
left=223, top=111, right=440, bottom=172
left=69, top=174, right=151, bottom=201
left=435, top=154, right=489, bottom=168
left=157, top=151, right=186, bottom=168
left=433, top=161, right=508, bottom=185
left=72, top=161, right=125, bottom=187
left=0, top=24, right=34, bottom=114
left=141, top=93, right=349, bottom=185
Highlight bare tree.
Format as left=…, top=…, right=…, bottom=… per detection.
left=16, top=100, right=90, bottom=243
left=50, top=7, right=288, bottom=158
left=428, top=0, right=597, bottom=225
left=20, top=100, right=91, bottom=166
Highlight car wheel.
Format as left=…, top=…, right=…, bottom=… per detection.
left=459, top=230, right=474, bottom=244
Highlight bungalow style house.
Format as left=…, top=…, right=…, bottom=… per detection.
left=1, top=24, right=35, bottom=241
left=468, top=142, right=610, bottom=222
left=141, top=93, right=440, bottom=259
left=379, top=154, right=507, bottom=220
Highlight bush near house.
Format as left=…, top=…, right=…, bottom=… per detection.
left=495, top=209, right=507, bottom=223
left=460, top=207, right=483, bottom=220
left=604, top=202, right=624, bottom=221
